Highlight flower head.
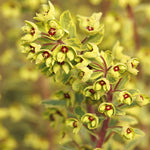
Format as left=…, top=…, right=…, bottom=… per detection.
left=118, top=91, right=133, bottom=105
left=122, top=127, right=135, bottom=140
left=21, top=21, right=40, bottom=43
left=66, top=118, right=82, bottom=134
left=98, top=102, right=116, bottom=117
left=81, top=113, right=99, bottom=129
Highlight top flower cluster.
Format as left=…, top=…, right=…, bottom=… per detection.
left=21, top=0, right=150, bottom=142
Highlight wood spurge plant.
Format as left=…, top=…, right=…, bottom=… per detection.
left=20, top=1, right=150, bottom=149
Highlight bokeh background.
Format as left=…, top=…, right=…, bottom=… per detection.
left=0, top=0, right=150, bottom=149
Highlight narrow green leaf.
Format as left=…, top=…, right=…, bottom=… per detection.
left=63, top=38, right=81, bottom=49
left=133, top=128, right=145, bottom=136
left=60, top=10, right=77, bottom=38
left=42, top=100, right=67, bottom=106
left=115, top=107, right=126, bottom=116
left=75, top=93, right=84, bottom=104
left=84, top=31, right=104, bottom=45
left=107, top=127, right=122, bottom=134
left=74, top=106, right=85, bottom=118
left=118, top=115, right=138, bottom=125
left=125, top=139, right=139, bottom=150
left=116, top=74, right=130, bottom=90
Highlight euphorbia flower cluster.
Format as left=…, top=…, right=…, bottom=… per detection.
left=21, top=1, right=150, bottom=149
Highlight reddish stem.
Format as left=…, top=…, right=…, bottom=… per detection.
left=93, top=69, right=104, bottom=72
left=92, top=62, right=104, bottom=70
left=51, top=43, right=59, bottom=52
left=81, top=37, right=88, bottom=44
left=96, top=117, right=110, bottom=148
left=113, top=78, right=122, bottom=92
left=100, top=56, right=107, bottom=77
left=42, top=42, right=57, bottom=47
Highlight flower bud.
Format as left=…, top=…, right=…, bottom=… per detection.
left=77, top=12, right=103, bottom=35
left=127, top=58, right=139, bottom=75
left=136, top=94, right=150, bottom=106
left=93, top=78, right=110, bottom=92
left=98, top=102, right=116, bottom=117
left=83, top=86, right=101, bottom=100
left=122, top=127, right=135, bottom=140
left=21, top=21, right=40, bottom=43
left=66, top=118, right=82, bottom=134
left=118, top=91, right=133, bottom=105
left=81, top=113, right=99, bottom=129
left=111, top=63, right=127, bottom=77
left=34, top=1, right=55, bottom=22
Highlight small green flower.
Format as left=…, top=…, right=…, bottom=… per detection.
left=53, top=45, right=76, bottom=62
left=118, top=91, right=133, bottom=105
left=35, top=50, right=53, bottom=64
left=45, top=107, right=66, bottom=128
left=66, top=118, right=82, bottom=134
left=111, top=63, right=127, bottom=77
left=122, top=127, right=135, bottom=140
left=93, top=78, right=110, bottom=93
left=136, top=94, right=150, bottom=106
left=77, top=12, right=103, bottom=35
left=21, top=43, right=41, bottom=54
left=55, top=90, right=75, bottom=106
left=81, top=113, right=99, bottom=129
left=44, top=20, right=65, bottom=40
left=83, top=86, right=101, bottom=100
left=83, top=43, right=100, bottom=59
left=34, top=1, right=55, bottom=22
left=21, top=21, right=40, bottom=43
left=53, top=61, right=71, bottom=74
left=127, top=58, right=139, bottom=75
left=98, top=102, right=116, bottom=117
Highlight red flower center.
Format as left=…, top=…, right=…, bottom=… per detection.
left=64, top=93, right=70, bottom=99
left=88, top=116, right=94, bottom=121
left=58, top=61, right=65, bottom=65
left=131, top=62, right=134, bottom=68
left=123, top=94, right=130, bottom=99
left=73, top=121, right=78, bottom=128
left=99, top=80, right=106, bottom=86
left=30, top=45, right=35, bottom=53
left=61, top=46, right=68, bottom=53
left=114, top=66, right=119, bottom=71
left=48, top=28, right=56, bottom=36
left=89, top=89, right=95, bottom=94
left=126, top=128, right=132, bottom=134
left=87, top=26, right=94, bottom=31
left=140, top=95, right=144, bottom=100
left=30, top=27, right=35, bottom=36
left=105, top=105, right=112, bottom=111
left=42, top=51, right=50, bottom=58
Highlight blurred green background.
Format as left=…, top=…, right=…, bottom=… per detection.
left=0, top=0, right=150, bottom=150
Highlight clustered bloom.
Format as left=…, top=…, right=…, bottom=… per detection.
left=21, top=1, right=149, bottom=148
